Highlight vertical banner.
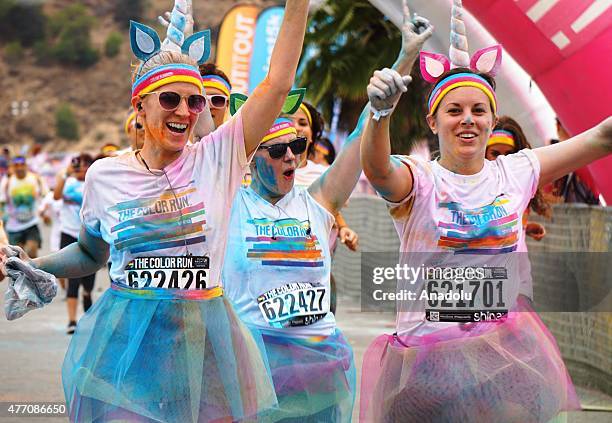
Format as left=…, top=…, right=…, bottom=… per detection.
left=216, top=4, right=260, bottom=94
left=249, top=6, right=285, bottom=93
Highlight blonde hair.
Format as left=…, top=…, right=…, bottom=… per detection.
left=132, top=51, right=198, bottom=83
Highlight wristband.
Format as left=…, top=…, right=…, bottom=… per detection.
left=370, top=105, right=395, bottom=121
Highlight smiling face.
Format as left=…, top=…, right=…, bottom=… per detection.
left=135, top=81, right=201, bottom=153
left=204, top=86, right=229, bottom=128
left=250, top=133, right=302, bottom=203
left=427, top=86, right=497, bottom=171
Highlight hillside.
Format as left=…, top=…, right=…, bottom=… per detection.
left=0, top=0, right=279, bottom=154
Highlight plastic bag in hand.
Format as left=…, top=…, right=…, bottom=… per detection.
left=4, top=255, right=57, bottom=321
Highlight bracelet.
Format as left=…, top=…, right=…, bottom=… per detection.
left=370, top=105, right=395, bottom=121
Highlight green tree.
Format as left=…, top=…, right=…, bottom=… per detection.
left=55, top=103, right=80, bottom=141
left=49, top=4, right=99, bottom=67
left=4, top=41, right=23, bottom=65
left=298, top=0, right=431, bottom=153
left=0, top=0, right=46, bottom=46
left=104, top=31, right=122, bottom=57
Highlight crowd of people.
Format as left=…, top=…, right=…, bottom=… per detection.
left=1, top=0, right=610, bottom=422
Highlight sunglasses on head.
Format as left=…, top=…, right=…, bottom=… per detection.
left=206, top=94, right=228, bottom=109
left=258, top=137, right=307, bottom=159
left=142, top=91, right=206, bottom=114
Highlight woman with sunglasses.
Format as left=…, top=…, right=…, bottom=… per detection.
left=359, top=1, right=608, bottom=421
left=199, top=63, right=232, bottom=129
left=0, top=1, right=310, bottom=421
left=222, top=7, right=433, bottom=422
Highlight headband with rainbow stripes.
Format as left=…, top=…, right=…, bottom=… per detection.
left=487, top=129, right=515, bottom=148
left=132, top=64, right=203, bottom=98
left=262, top=118, right=297, bottom=143
left=202, top=75, right=231, bottom=97
left=314, top=141, right=330, bottom=156
left=428, top=73, right=497, bottom=115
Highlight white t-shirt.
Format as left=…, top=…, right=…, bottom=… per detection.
left=60, top=177, right=85, bottom=239
left=0, top=172, right=48, bottom=232
left=294, top=160, right=329, bottom=188
left=81, top=111, right=249, bottom=288
left=222, top=186, right=336, bottom=338
left=385, top=150, right=540, bottom=337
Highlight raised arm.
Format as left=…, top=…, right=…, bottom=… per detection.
left=311, top=4, right=432, bottom=212
left=535, top=116, right=612, bottom=187
left=241, top=0, right=309, bottom=156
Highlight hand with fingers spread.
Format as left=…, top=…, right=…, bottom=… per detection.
left=367, top=68, right=412, bottom=120
left=399, top=0, right=434, bottom=60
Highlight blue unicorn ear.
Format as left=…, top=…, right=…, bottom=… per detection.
left=130, top=21, right=161, bottom=62
left=182, top=30, right=211, bottom=65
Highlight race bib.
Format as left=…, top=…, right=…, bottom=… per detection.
left=124, top=256, right=210, bottom=290
left=424, top=266, right=512, bottom=323
left=257, top=282, right=329, bottom=328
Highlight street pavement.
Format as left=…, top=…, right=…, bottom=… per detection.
left=0, top=226, right=610, bottom=422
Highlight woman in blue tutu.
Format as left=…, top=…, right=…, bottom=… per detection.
left=0, top=1, right=310, bottom=421
left=221, top=7, right=433, bottom=421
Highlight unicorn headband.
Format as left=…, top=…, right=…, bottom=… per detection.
left=129, top=1, right=211, bottom=99
left=420, top=0, right=502, bottom=115
left=230, top=89, right=307, bottom=142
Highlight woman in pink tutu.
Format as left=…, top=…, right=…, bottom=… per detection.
left=359, top=1, right=611, bottom=422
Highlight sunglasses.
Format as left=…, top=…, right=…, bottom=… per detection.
left=206, top=94, right=228, bottom=109
left=142, top=91, right=206, bottom=114
left=258, top=137, right=307, bottom=159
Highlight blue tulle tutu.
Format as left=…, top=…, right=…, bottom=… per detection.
left=257, top=329, right=356, bottom=423
left=62, top=285, right=277, bottom=422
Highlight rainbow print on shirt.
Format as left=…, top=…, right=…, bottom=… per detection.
left=109, top=181, right=206, bottom=254
left=246, top=217, right=324, bottom=267
left=436, top=196, right=519, bottom=254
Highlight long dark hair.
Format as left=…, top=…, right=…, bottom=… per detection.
left=301, top=101, right=326, bottom=159
left=495, top=116, right=552, bottom=218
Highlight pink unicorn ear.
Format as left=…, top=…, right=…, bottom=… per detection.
left=420, top=51, right=451, bottom=83
left=470, top=45, right=502, bottom=76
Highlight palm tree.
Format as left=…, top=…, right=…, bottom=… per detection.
left=298, top=0, right=432, bottom=153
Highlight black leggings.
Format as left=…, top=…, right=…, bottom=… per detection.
left=60, top=233, right=96, bottom=310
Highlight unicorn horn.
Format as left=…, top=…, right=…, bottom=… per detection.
left=160, top=0, right=193, bottom=52
left=449, top=0, right=470, bottom=68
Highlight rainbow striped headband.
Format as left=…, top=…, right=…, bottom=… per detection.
left=262, top=118, right=297, bottom=143
left=488, top=129, right=515, bottom=148
left=132, top=64, right=203, bottom=98
left=202, top=75, right=231, bottom=97
left=428, top=73, right=497, bottom=116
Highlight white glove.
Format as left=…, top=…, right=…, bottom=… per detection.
left=367, top=68, right=412, bottom=120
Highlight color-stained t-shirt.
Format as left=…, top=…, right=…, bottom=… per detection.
left=385, top=150, right=539, bottom=337
left=80, top=111, right=249, bottom=289
left=0, top=172, right=48, bottom=232
left=223, top=186, right=336, bottom=338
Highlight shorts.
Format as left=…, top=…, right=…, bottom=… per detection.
left=8, top=224, right=42, bottom=248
